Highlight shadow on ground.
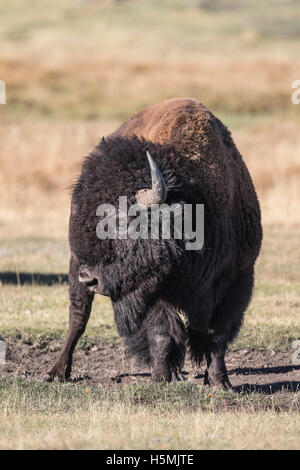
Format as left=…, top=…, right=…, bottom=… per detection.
left=233, top=381, right=300, bottom=393
left=229, top=364, right=300, bottom=393
left=111, top=367, right=300, bottom=394
left=193, top=363, right=300, bottom=394
left=0, top=271, right=68, bottom=285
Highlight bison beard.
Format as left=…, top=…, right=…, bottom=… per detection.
left=44, top=98, right=262, bottom=389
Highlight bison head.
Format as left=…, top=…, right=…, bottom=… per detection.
left=70, top=136, right=191, bottom=301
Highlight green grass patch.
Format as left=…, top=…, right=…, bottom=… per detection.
left=0, top=378, right=299, bottom=449
left=0, top=279, right=299, bottom=351
left=0, top=284, right=118, bottom=346
left=0, top=378, right=299, bottom=414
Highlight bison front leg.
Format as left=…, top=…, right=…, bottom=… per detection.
left=43, top=253, right=94, bottom=382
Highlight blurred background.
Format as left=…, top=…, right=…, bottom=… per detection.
left=1, top=2, right=300, bottom=449
left=0, top=0, right=299, bottom=240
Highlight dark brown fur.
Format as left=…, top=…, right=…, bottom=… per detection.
left=45, top=98, right=262, bottom=388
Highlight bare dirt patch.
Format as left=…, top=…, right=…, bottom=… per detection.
left=1, top=339, right=299, bottom=395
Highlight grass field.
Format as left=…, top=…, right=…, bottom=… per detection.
left=0, top=380, right=299, bottom=450
left=0, top=0, right=299, bottom=450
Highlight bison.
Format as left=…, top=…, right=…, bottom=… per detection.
left=44, top=98, right=262, bottom=389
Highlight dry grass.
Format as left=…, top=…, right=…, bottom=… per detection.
left=1, top=53, right=299, bottom=119
left=0, top=0, right=299, bottom=236
left=2, top=407, right=299, bottom=450
left=237, top=121, right=300, bottom=227
left=1, top=118, right=300, bottom=238
left=1, top=0, right=300, bottom=121
left=0, top=120, right=119, bottom=237
left=0, top=379, right=299, bottom=450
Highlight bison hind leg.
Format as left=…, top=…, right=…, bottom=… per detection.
left=187, top=327, right=209, bottom=367
left=188, top=270, right=255, bottom=390
left=187, top=327, right=232, bottom=390
left=125, top=300, right=186, bottom=382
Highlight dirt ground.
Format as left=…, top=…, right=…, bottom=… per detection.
left=1, top=339, right=299, bottom=394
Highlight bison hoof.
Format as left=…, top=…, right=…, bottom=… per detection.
left=205, top=378, right=233, bottom=391
left=210, top=380, right=232, bottom=391
left=204, top=370, right=232, bottom=390
left=42, top=374, right=54, bottom=383
left=171, top=371, right=186, bottom=382
left=222, top=380, right=233, bottom=391
left=42, top=369, right=67, bottom=383
left=151, top=369, right=172, bottom=383
left=42, top=374, right=56, bottom=383
left=42, top=374, right=66, bottom=383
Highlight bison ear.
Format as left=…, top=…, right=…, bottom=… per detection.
left=136, top=151, right=167, bottom=208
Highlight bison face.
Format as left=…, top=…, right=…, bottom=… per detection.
left=78, top=264, right=110, bottom=296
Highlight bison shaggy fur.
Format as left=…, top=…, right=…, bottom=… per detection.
left=45, top=98, right=262, bottom=388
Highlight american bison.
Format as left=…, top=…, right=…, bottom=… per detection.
left=44, top=98, right=262, bottom=389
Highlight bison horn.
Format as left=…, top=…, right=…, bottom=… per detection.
left=136, top=151, right=167, bottom=207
